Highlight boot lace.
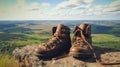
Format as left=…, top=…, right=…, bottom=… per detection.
left=42, top=34, right=61, bottom=50
left=72, top=28, right=86, bottom=47
left=72, top=27, right=93, bottom=50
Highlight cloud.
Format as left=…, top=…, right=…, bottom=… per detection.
left=17, top=0, right=51, bottom=11
left=54, top=0, right=95, bottom=17
left=28, top=2, right=40, bottom=11
left=54, top=0, right=120, bottom=17
left=55, top=1, right=76, bottom=9
left=84, top=0, right=94, bottom=3
left=17, top=0, right=25, bottom=6
left=55, top=0, right=94, bottom=10
left=41, top=2, right=50, bottom=8
left=69, top=0, right=94, bottom=4
left=0, top=0, right=51, bottom=20
left=0, top=0, right=120, bottom=20
left=102, top=0, right=120, bottom=14
left=17, top=0, right=40, bottom=10
left=109, top=0, right=120, bottom=7
left=103, top=7, right=120, bottom=12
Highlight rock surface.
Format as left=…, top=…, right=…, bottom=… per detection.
left=13, top=45, right=120, bottom=67
left=101, top=52, right=120, bottom=63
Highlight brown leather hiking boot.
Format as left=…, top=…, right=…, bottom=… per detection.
left=34, top=24, right=71, bottom=58
left=69, top=24, right=92, bottom=58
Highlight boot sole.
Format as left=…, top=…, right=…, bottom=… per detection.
left=34, top=42, right=71, bottom=60
left=35, top=48, right=70, bottom=60
left=69, top=52, right=92, bottom=59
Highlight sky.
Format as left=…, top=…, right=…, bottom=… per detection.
left=0, top=0, right=120, bottom=20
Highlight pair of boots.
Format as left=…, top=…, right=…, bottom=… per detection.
left=34, top=24, right=92, bottom=58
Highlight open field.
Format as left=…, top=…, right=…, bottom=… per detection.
left=0, top=20, right=120, bottom=67
left=92, top=34, right=120, bottom=50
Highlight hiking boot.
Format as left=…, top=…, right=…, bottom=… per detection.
left=34, top=24, right=71, bottom=58
left=69, top=24, right=92, bottom=58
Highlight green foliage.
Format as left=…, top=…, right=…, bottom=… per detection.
left=109, top=27, right=120, bottom=37
left=91, top=23, right=120, bottom=36
left=0, top=54, right=18, bottom=67
left=0, top=41, right=18, bottom=54
left=92, top=34, right=120, bottom=50
left=0, top=33, right=51, bottom=67
left=0, top=24, right=34, bottom=34
left=91, top=24, right=112, bottom=34
left=0, top=34, right=50, bottom=54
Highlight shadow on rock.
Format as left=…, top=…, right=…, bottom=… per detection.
left=73, top=46, right=120, bottom=62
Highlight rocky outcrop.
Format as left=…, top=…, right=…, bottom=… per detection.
left=13, top=45, right=120, bottom=67
left=101, top=52, right=120, bottom=63
left=13, top=45, right=45, bottom=67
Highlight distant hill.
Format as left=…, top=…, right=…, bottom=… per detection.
left=0, top=20, right=120, bottom=36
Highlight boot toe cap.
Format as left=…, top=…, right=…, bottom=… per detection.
left=69, top=47, right=91, bottom=54
left=34, top=48, right=46, bottom=56
left=70, top=47, right=81, bottom=52
left=35, top=48, right=41, bottom=53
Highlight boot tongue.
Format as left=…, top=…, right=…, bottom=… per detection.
left=54, top=24, right=63, bottom=36
left=79, top=24, right=86, bottom=31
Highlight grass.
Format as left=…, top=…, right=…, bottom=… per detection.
left=0, top=33, right=51, bottom=67
left=92, top=34, right=120, bottom=50
left=0, top=54, right=18, bottom=67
